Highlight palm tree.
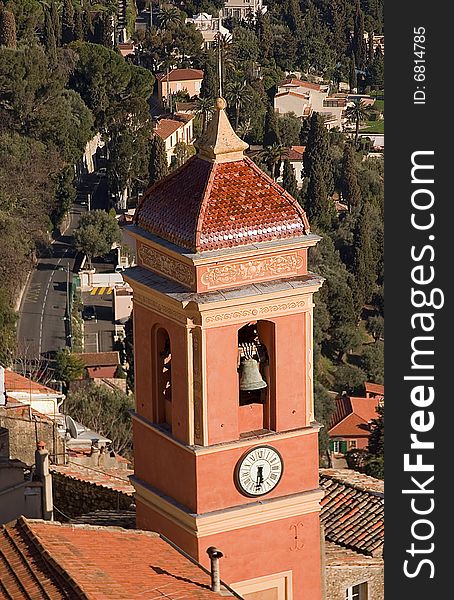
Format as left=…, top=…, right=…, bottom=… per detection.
left=259, top=144, right=286, bottom=181
left=225, top=81, right=253, bottom=130
left=345, top=99, right=371, bottom=145
left=195, top=97, right=214, bottom=133
left=156, top=5, right=181, bottom=30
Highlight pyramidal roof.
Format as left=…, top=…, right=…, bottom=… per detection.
left=135, top=98, right=310, bottom=253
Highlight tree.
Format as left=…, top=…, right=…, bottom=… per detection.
left=43, top=8, right=57, bottom=64
left=157, top=5, right=181, bottom=30
left=255, top=10, right=273, bottom=59
left=333, top=363, right=367, bottom=395
left=366, top=315, right=384, bottom=341
left=0, top=289, right=17, bottom=366
left=0, top=8, right=17, bottom=48
left=282, top=159, right=298, bottom=197
left=200, top=59, right=218, bottom=99
left=366, top=50, right=384, bottom=89
left=365, top=402, right=384, bottom=478
left=304, top=165, right=335, bottom=232
left=277, top=112, right=301, bottom=147
left=359, top=341, right=384, bottom=384
left=225, top=80, right=253, bottom=130
left=263, top=103, right=280, bottom=147
left=314, top=381, right=336, bottom=459
left=349, top=57, right=357, bottom=91
left=303, top=112, right=333, bottom=194
left=55, top=349, right=85, bottom=390
left=172, top=141, right=195, bottom=169
left=73, top=7, right=83, bottom=41
left=64, top=383, right=134, bottom=457
left=195, top=96, right=213, bottom=133
left=345, top=99, right=371, bottom=145
left=353, top=1, right=367, bottom=70
left=73, top=210, right=121, bottom=266
left=148, top=134, right=169, bottom=185
left=61, top=0, right=75, bottom=44
left=340, top=144, right=361, bottom=211
left=260, top=143, right=285, bottom=180
left=50, top=0, right=61, bottom=46
left=352, top=203, right=376, bottom=310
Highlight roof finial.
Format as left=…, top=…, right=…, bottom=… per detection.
left=194, top=97, right=249, bottom=163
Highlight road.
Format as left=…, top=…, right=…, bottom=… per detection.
left=17, top=173, right=108, bottom=359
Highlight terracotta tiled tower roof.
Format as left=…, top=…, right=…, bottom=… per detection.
left=136, top=98, right=310, bottom=253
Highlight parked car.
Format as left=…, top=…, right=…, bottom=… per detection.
left=82, top=305, right=96, bottom=320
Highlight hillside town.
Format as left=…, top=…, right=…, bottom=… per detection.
left=0, top=1, right=384, bottom=598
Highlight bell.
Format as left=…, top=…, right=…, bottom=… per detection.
left=239, top=358, right=267, bottom=391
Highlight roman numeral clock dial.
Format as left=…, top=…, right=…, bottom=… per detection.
left=235, top=446, right=284, bottom=497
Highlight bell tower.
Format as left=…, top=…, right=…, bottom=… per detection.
left=124, top=99, right=324, bottom=600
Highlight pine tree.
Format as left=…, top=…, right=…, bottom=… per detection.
left=0, top=8, right=17, bottom=49
left=43, top=9, right=57, bottom=65
left=353, top=203, right=376, bottom=310
left=62, top=0, right=75, bottom=44
left=340, top=144, right=361, bottom=212
left=149, top=135, right=169, bottom=186
left=303, top=112, right=333, bottom=194
left=282, top=159, right=298, bottom=198
left=200, top=60, right=218, bottom=100
left=50, top=1, right=61, bottom=46
left=263, top=103, right=280, bottom=147
left=353, top=1, right=366, bottom=70
left=304, top=164, right=335, bottom=232
left=255, top=11, right=273, bottom=59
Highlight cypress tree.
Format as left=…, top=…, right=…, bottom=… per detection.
left=303, top=112, right=333, bottom=194
left=100, top=12, right=113, bottom=49
left=353, top=1, right=366, bottom=70
left=304, top=164, right=335, bottom=232
left=353, top=203, right=376, bottom=310
left=149, top=135, right=169, bottom=186
left=200, top=60, right=218, bottom=100
left=284, top=0, right=303, bottom=33
left=340, top=144, right=361, bottom=212
left=282, top=159, right=298, bottom=198
left=263, top=103, right=280, bottom=147
left=0, top=8, right=17, bottom=49
left=255, top=11, right=273, bottom=59
left=62, top=0, right=75, bottom=44
left=368, top=30, right=374, bottom=64
left=43, top=9, right=57, bottom=65
left=50, top=1, right=61, bottom=46
left=349, top=57, right=357, bottom=91
left=74, top=8, right=84, bottom=41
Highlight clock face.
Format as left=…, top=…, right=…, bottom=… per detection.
left=235, top=446, right=283, bottom=497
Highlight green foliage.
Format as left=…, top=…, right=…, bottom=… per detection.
left=352, top=203, right=377, bottom=309
left=277, top=112, right=301, bottom=147
left=0, top=7, right=17, bottom=48
left=263, top=103, right=280, bottom=147
left=332, top=363, right=366, bottom=395
left=0, top=289, right=17, bottom=366
left=282, top=159, right=298, bottom=198
left=55, top=348, right=85, bottom=389
left=303, top=112, right=333, bottom=193
left=340, top=144, right=361, bottom=211
left=368, top=402, right=384, bottom=457
left=53, top=166, right=76, bottom=227
left=358, top=341, right=384, bottom=384
left=172, top=141, right=195, bottom=169
left=366, top=315, right=384, bottom=341
left=314, top=382, right=335, bottom=458
left=64, top=383, right=134, bottom=457
left=200, top=58, right=218, bottom=100
left=61, top=0, right=74, bottom=45
left=73, top=210, right=121, bottom=264
left=149, top=134, right=169, bottom=185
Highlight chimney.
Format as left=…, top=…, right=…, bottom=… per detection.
left=206, top=546, right=224, bottom=593
left=35, top=441, right=54, bottom=521
left=0, top=365, right=5, bottom=406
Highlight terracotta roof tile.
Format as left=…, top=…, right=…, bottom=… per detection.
left=320, top=469, right=384, bottom=556
left=365, top=382, right=384, bottom=396
left=329, top=394, right=380, bottom=437
left=4, top=370, right=61, bottom=395
left=51, top=463, right=135, bottom=495
left=74, top=352, right=120, bottom=368
left=280, top=78, right=322, bottom=91
left=0, top=518, right=236, bottom=598
left=136, top=156, right=309, bottom=253
left=157, top=68, right=204, bottom=82
left=154, top=118, right=185, bottom=141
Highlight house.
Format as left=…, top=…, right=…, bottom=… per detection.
left=153, top=113, right=195, bottom=165
left=274, top=78, right=347, bottom=130
left=321, top=469, right=384, bottom=600
left=0, top=518, right=242, bottom=598
left=185, top=12, right=231, bottom=49
left=117, top=41, right=135, bottom=57
left=156, top=68, right=204, bottom=107
left=222, top=0, right=267, bottom=20
left=73, top=351, right=121, bottom=379
left=278, top=145, right=305, bottom=188
left=328, top=385, right=384, bottom=453
left=2, top=366, right=64, bottom=417
left=113, top=284, right=133, bottom=324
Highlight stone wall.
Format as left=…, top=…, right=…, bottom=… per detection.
left=0, top=411, right=64, bottom=465
left=325, top=561, right=384, bottom=600
left=51, top=472, right=134, bottom=520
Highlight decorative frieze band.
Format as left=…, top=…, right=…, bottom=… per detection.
left=200, top=253, right=304, bottom=289
left=138, top=243, right=195, bottom=288
left=204, top=299, right=308, bottom=325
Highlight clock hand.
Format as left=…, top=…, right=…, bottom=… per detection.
left=255, top=466, right=264, bottom=490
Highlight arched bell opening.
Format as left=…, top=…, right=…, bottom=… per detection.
left=237, top=321, right=274, bottom=434
left=153, top=326, right=172, bottom=432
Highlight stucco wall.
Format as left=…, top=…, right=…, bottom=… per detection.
left=325, top=562, right=384, bottom=600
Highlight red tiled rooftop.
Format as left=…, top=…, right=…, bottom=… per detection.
left=329, top=394, right=380, bottom=437
left=74, top=351, right=120, bottom=368
left=51, top=462, right=135, bottom=495
left=0, top=518, right=236, bottom=598
left=365, top=381, right=385, bottom=396
left=286, top=145, right=306, bottom=160
left=4, top=369, right=61, bottom=395
left=157, top=68, right=204, bottom=82
left=154, top=118, right=184, bottom=141
left=280, top=78, right=322, bottom=91
left=136, top=156, right=309, bottom=252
